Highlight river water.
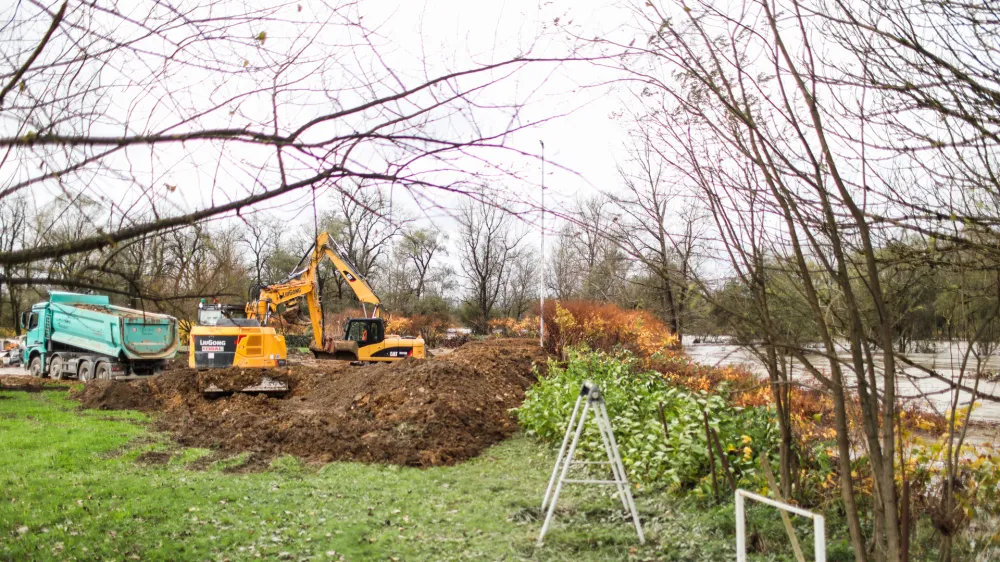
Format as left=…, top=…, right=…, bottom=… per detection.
left=683, top=337, right=1000, bottom=428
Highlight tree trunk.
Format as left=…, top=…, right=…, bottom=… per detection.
left=830, top=367, right=869, bottom=562
left=10, top=291, right=19, bottom=336
left=660, top=274, right=679, bottom=337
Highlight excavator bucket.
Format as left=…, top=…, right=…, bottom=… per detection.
left=311, top=337, right=359, bottom=361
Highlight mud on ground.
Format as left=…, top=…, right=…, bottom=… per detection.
left=0, top=375, right=72, bottom=392
left=72, top=339, right=547, bottom=467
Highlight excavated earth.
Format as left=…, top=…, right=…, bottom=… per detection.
left=72, top=339, right=548, bottom=467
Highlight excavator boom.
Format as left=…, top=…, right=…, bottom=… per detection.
left=315, top=232, right=381, bottom=317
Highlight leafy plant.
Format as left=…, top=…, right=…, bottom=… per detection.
left=517, top=347, right=777, bottom=489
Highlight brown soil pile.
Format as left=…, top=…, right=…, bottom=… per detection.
left=72, top=339, right=547, bottom=467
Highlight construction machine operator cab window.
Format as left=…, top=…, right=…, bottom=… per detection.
left=345, top=319, right=383, bottom=346
left=197, top=308, right=225, bottom=326
left=197, top=305, right=261, bottom=328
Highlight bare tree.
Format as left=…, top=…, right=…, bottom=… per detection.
left=0, top=0, right=557, bottom=278
left=548, top=222, right=583, bottom=300
left=690, top=157, right=807, bottom=506
left=608, top=138, right=704, bottom=338
left=458, top=196, right=525, bottom=334
left=568, top=197, right=633, bottom=303
left=240, top=215, right=283, bottom=288
left=315, top=182, right=408, bottom=310
left=502, top=248, right=538, bottom=319
left=329, top=183, right=408, bottom=279
left=396, top=228, right=448, bottom=300
left=0, top=194, right=30, bottom=332
left=602, top=1, right=1000, bottom=559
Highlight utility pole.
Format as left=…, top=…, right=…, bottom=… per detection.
left=539, top=140, right=545, bottom=348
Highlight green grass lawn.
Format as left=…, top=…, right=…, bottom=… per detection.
left=0, top=387, right=831, bottom=561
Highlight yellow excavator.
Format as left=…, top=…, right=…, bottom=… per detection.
left=246, top=231, right=425, bottom=363
left=188, top=301, right=290, bottom=396
left=189, top=302, right=287, bottom=370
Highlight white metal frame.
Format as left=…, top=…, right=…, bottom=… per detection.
left=537, top=382, right=644, bottom=546
left=736, top=489, right=825, bottom=562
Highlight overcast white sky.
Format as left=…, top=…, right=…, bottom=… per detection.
left=2, top=0, right=649, bottom=265
left=236, top=0, right=640, bottom=239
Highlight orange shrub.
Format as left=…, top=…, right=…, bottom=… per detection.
left=415, top=314, right=450, bottom=347
left=386, top=313, right=451, bottom=347
left=488, top=317, right=517, bottom=335
left=542, top=300, right=678, bottom=357
left=386, top=316, right=412, bottom=335
left=489, top=315, right=540, bottom=337
left=539, top=299, right=947, bottom=452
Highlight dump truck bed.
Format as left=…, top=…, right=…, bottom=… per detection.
left=50, top=302, right=178, bottom=360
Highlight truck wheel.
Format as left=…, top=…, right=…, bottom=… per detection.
left=78, top=361, right=94, bottom=382
left=95, top=362, right=112, bottom=380
left=48, top=355, right=64, bottom=380
left=29, top=356, right=43, bottom=378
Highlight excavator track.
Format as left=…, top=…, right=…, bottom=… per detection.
left=201, top=375, right=289, bottom=398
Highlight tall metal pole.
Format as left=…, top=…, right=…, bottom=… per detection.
left=539, top=140, right=545, bottom=348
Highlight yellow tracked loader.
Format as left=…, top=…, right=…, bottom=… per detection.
left=188, top=302, right=289, bottom=396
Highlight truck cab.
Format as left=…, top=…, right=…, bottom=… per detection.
left=20, top=306, right=46, bottom=376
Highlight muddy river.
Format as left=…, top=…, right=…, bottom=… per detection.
left=683, top=337, right=1000, bottom=429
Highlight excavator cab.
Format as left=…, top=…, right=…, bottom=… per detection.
left=345, top=318, right=384, bottom=347
left=315, top=317, right=423, bottom=362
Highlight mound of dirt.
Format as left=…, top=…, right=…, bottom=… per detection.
left=72, top=339, right=547, bottom=467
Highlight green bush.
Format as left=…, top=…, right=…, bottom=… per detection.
left=517, top=347, right=778, bottom=490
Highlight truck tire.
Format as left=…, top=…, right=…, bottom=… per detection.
left=95, top=362, right=112, bottom=381
left=48, top=355, right=64, bottom=380
left=29, top=356, right=43, bottom=378
left=78, top=361, right=94, bottom=382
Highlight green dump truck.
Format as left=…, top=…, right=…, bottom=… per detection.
left=21, top=292, right=179, bottom=381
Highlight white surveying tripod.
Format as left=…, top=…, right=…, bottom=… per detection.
left=537, top=381, right=644, bottom=546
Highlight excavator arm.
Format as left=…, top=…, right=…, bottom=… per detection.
left=246, top=270, right=324, bottom=348
left=246, top=232, right=383, bottom=348
left=315, top=232, right=381, bottom=318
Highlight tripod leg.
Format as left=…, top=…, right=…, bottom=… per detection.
left=541, top=392, right=584, bottom=512
left=537, top=400, right=591, bottom=546
left=598, top=402, right=645, bottom=544
left=595, top=402, right=630, bottom=511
